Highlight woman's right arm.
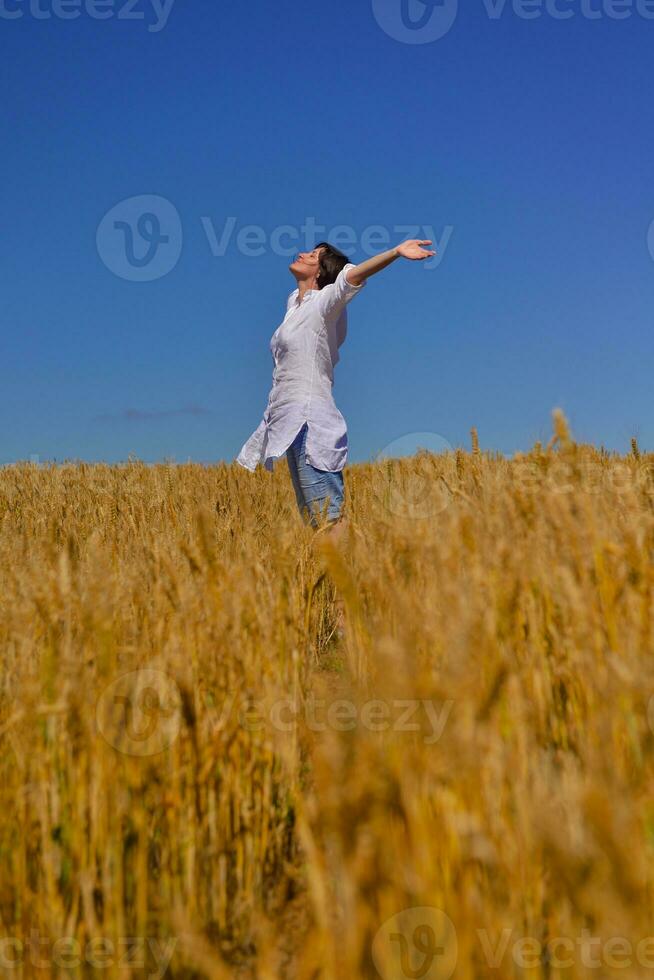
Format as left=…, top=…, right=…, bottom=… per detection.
left=345, top=239, right=436, bottom=287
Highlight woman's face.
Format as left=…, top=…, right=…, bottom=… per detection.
left=289, top=246, right=324, bottom=282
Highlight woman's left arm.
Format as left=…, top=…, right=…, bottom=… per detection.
left=345, top=239, right=436, bottom=287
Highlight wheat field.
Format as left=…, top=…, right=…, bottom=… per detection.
left=1, top=411, right=654, bottom=978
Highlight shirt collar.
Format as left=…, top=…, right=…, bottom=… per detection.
left=291, top=287, right=317, bottom=307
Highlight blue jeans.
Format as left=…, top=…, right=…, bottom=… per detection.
left=286, top=423, right=345, bottom=527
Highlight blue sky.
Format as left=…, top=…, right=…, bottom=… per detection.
left=2, top=0, right=653, bottom=465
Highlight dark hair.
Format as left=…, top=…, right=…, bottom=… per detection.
left=315, top=241, right=349, bottom=290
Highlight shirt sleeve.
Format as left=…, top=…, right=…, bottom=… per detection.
left=316, top=263, right=365, bottom=321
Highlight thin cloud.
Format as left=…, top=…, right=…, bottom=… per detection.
left=95, top=404, right=212, bottom=423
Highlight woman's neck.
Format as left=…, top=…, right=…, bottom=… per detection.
left=296, top=277, right=318, bottom=305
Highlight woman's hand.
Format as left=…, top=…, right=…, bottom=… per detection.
left=345, top=237, right=437, bottom=286
left=396, top=239, right=436, bottom=261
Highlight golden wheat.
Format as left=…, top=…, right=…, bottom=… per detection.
left=1, top=412, right=654, bottom=978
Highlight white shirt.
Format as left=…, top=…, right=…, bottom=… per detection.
left=236, top=264, right=365, bottom=473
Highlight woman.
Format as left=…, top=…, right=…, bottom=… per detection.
left=236, top=238, right=435, bottom=535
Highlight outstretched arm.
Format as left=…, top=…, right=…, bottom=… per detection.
left=345, top=239, right=436, bottom=287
